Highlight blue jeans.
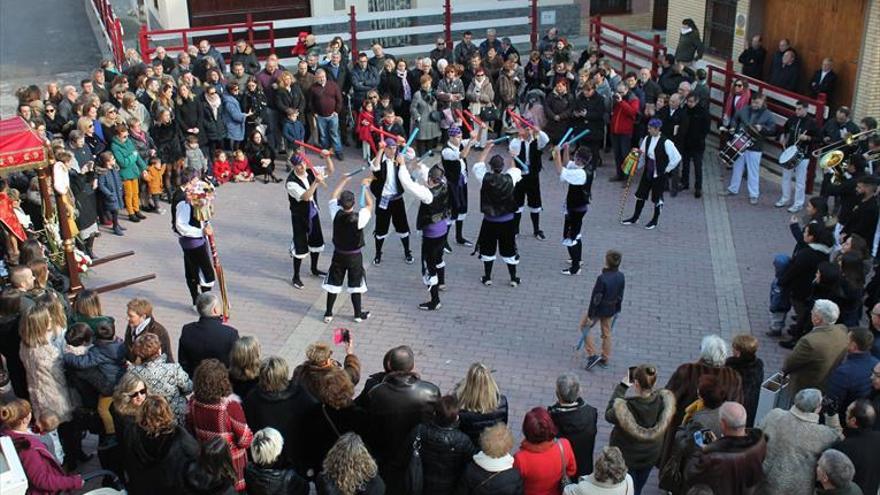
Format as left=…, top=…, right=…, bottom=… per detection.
left=317, top=114, right=342, bottom=153
left=629, top=466, right=652, bottom=495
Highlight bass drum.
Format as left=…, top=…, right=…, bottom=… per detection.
left=719, top=130, right=754, bottom=166
left=778, top=145, right=805, bottom=170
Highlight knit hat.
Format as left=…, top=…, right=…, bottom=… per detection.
left=448, top=126, right=462, bottom=137
left=648, top=118, right=663, bottom=128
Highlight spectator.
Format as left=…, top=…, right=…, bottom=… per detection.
left=758, top=388, right=840, bottom=494
left=683, top=402, right=767, bottom=495
left=366, top=344, right=441, bottom=493
left=564, top=446, right=633, bottom=495
left=187, top=359, right=254, bottom=492
left=411, top=395, right=477, bottom=495
left=826, top=327, right=879, bottom=417
left=317, top=433, right=385, bottom=495
left=514, top=406, right=577, bottom=494
left=131, top=333, right=192, bottom=424
left=780, top=223, right=834, bottom=342
left=680, top=92, right=709, bottom=197
left=782, top=299, right=850, bottom=396
left=243, top=129, right=278, bottom=183
left=178, top=437, right=237, bottom=495
left=0, top=289, right=26, bottom=399
left=410, top=74, right=441, bottom=156
left=124, top=395, right=200, bottom=495
left=737, top=35, right=766, bottom=80
left=545, top=79, right=573, bottom=143
left=454, top=31, right=479, bottom=66
left=351, top=52, right=380, bottom=114
left=175, top=84, right=207, bottom=151
left=221, top=82, right=247, bottom=150
left=368, top=43, right=395, bottom=72
left=110, top=124, right=147, bottom=223
left=430, top=37, right=453, bottom=67
left=810, top=57, right=838, bottom=101
left=123, top=297, right=173, bottom=362
left=674, top=19, right=704, bottom=64
left=244, top=427, right=309, bottom=495
left=538, top=27, right=559, bottom=54
left=831, top=399, right=880, bottom=494
left=454, top=362, right=509, bottom=444
left=178, top=292, right=240, bottom=377
left=606, top=364, right=675, bottom=495
left=815, top=449, right=862, bottom=495
left=548, top=373, right=598, bottom=478
left=306, top=366, right=368, bottom=469
left=0, top=398, right=84, bottom=493
left=292, top=340, right=360, bottom=401
left=456, top=423, right=524, bottom=494
left=196, top=39, right=226, bottom=77
left=69, top=288, right=112, bottom=331
left=229, top=335, right=261, bottom=401
left=769, top=49, right=800, bottom=92
left=309, top=68, right=344, bottom=160
left=724, top=334, right=764, bottom=427
left=230, top=39, right=260, bottom=75
left=681, top=375, right=727, bottom=438
left=201, top=86, right=227, bottom=173
left=107, top=372, right=149, bottom=480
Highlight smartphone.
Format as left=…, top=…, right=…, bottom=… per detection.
left=332, top=328, right=351, bottom=345
left=693, top=428, right=712, bottom=448
left=628, top=366, right=637, bottom=383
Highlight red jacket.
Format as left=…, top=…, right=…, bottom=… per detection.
left=514, top=438, right=577, bottom=495
left=611, top=95, right=640, bottom=135
left=187, top=396, right=254, bottom=492
left=3, top=429, right=82, bottom=495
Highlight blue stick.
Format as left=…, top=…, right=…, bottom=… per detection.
left=401, top=127, right=420, bottom=155
left=344, top=166, right=366, bottom=178
left=565, top=129, right=591, bottom=147
left=492, top=135, right=510, bottom=145
left=514, top=156, right=529, bottom=174
left=558, top=127, right=574, bottom=147
left=418, top=149, right=434, bottom=162
left=359, top=184, right=367, bottom=208
left=576, top=314, right=618, bottom=350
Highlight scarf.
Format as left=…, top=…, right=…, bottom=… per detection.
left=133, top=317, right=152, bottom=339
left=473, top=452, right=515, bottom=472
left=205, top=93, right=222, bottom=119
left=398, top=70, right=412, bottom=101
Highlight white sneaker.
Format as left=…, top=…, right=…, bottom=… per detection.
left=774, top=199, right=788, bottom=208
left=787, top=204, right=803, bottom=213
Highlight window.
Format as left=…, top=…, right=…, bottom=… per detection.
left=334, top=0, right=345, bottom=10
left=590, top=0, right=631, bottom=15
left=704, top=0, right=737, bottom=56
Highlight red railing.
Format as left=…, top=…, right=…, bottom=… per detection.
left=706, top=59, right=828, bottom=193
left=92, top=0, right=125, bottom=67
left=589, top=16, right=665, bottom=76
left=138, top=14, right=276, bottom=65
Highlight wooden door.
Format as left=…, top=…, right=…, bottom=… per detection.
left=187, top=0, right=311, bottom=26
left=653, top=0, right=668, bottom=30
left=761, top=0, right=866, bottom=108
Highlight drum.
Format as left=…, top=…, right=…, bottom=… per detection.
left=778, top=145, right=806, bottom=170
left=719, top=130, right=754, bottom=166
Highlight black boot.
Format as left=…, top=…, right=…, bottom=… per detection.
left=563, top=242, right=582, bottom=275
left=531, top=212, right=545, bottom=240
left=324, top=293, right=337, bottom=322
left=444, top=225, right=453, bottom=253
left=507, top=263, right=520, bottom=287
left=310, top=252, right=326, bottom=276
left=292, top=258, right=304, bottom=289
left=419, top=285, right=442, bottom=310
left=482, top=261, right=493, bottom=286
left=373, top=238, right=385, bottom=265
left=438, top=267, right=446, bottom=290
left=401, top=236, right=413, bottom=264
left=621, top=199, right=645, bottom=225
left=645, top=204, right=662, bottom=230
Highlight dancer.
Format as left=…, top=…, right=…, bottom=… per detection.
left=551, top=145, right=594, bottom=275
left=620, top=118, right=682, bottom=230
left=397, top=154, right=450, bottom=310
left=286, top=150, right=335, bottom=289
left=508, top=123, right=550, bottom=239
left=370, top=138, right=416, bottom=265
left=171, top=168, right=216, bottom=305
left=322, top=175, right=374, bottom=323
left=472, top=143, right=523, bottom=287
left=440, top=125, right=479, bottom=251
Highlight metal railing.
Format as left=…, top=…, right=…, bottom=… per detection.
left=90, top=0, right=125, bottom=67
left=589, top=15, right=665, bottom=76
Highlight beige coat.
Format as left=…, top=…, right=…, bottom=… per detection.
left=781, top=324, right=849, bottom=396
left=20, top=342, right=75, bottom=423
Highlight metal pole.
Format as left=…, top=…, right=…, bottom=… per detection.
left=652, top=33, right=661, bottom=76
left=139, top=24, right=150, bottom=63
left=349, top=5, right=358, bottom=65
left=246, top=13, right=254, bottom=47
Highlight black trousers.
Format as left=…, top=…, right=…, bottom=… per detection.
left=681, top=149, right=704, bottom=191
left=374, top=198, right=410, bottom=239
left=182, top=242, right=215, bottom=304
left=635, top=173, right=665, bottom=204
left=421, top=233, right=446, bottom=286
left=478, top=218, right=518, bottom=263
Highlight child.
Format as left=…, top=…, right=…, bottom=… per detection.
left=374, top=94, right=393, bottom=126
left=184, top=135, right=208, bottom=176
left=95, top=151, right=125, bottom=236
left=580, top=249, right=625, bottom=370
left=63, top=320, right=126, bottom=441
left=725, top=334, right=765, bottom=427
left=282, top=107, right=305, bottom=169
left=231, top=149, right=254, bottom=182
left=212, top=150, right=232, bottom=184
left=143, top=157, right=166, bottom=214
left=356, top=99, right=377, bottom=160
left=109, top=124, right=147, bottom=223
left=768, top=254, right=791, bottom=335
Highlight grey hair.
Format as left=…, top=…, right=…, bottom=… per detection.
left=593, top=446, right=627, bottom=484
left=555, top=373, right=580, bottom=403
left=818, top=449, right=856, bottom=488
left=699, top=334, right=730, bottom=367
left=812, top=299, right=840, bottom=325
left=719, top=401, right=747, bottom=430
left=793, top=388, right=823, bottom=413
left=196, top=292, right=220, bottom=317
left=678, top=81, right=692, bottom=92
left=250, top=427, right=283, bottom=465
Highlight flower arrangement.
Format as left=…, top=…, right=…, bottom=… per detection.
left=184, top=180, right=216, bottom=221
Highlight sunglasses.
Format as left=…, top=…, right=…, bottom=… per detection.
left=128, top=388, right=147, bottom=399
left=46, top=108, right=56, bottom=112
left=734, top=83, right=744, bottom=87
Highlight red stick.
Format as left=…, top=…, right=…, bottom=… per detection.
left=455, top=109, right=473, bottom=133
left=506, top=108, right=535, bottom=129
left=369, top=125, right=404, bottom=142
left=463, top=109, right=485, bottom=127
left=294, top=140, right=327, bottom=155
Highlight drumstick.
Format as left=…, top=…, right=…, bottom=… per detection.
left=401, top=127, right=420, bottom=155
left=514, top=156, right=529, bottom=174
left=506, top=108, right=534, bottom=129
left=463, top=109, right=485, bottom=128
left=344, top=166, right=367, bottom=178
left=359, top=184, right=368, bottom=208
left=455, top=109, right=473, bottom=133
left=492, top=135, right=510, bottom=145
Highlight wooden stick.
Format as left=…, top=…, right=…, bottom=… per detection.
left=88, top=250, right=134, bottom=267
left=369, top=125, right=404, bottom=142
left=463, top=109, right=485, bottom=127
left=294, top=140, right=326, bottom=155
left=506, top=108, right=536, bottom=129
left=455, top=110, right=473, bottom=133
left=558, top=127, right=574, bottom=147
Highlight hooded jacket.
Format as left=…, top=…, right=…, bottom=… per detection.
left=549, top=398, right=598, bottom=477
left=124, top=425, right=199, bottom=495
left=605, top=383, right=676, bottom=470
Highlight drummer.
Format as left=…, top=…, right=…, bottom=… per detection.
left=775, top=101, right=818, bottom=213
left=720, top=93, right=776, bottom=205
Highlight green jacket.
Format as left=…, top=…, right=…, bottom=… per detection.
left=605, top=382, right=676, bottom=469
left=110, top=136, right=146, bottom=180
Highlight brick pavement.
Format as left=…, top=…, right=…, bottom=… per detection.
left=83, top=143, right=796, bottom=494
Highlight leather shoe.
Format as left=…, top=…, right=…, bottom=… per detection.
left=779, top=339, right=798, bottom=349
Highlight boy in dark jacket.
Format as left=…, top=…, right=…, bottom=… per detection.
left=282, top=108, right=306, bottom=164
left=95, top=151, right=125, bottom=236
left=580, top=249, right=625, bottom=370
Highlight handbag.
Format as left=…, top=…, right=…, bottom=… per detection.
left=429, top=110, right=443, bottom=123
left=557, top=440, right=573, bottom=489
left=480, top=105, right=500, bottom=122
left=404, top=426, right=424, bottom=495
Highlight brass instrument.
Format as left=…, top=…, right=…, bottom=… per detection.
left=811, top=128, right=878, bottom=158
left=813, top=129, right=878, bottom=185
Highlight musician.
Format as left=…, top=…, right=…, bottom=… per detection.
left=286, top=151, right=335, bottom=290
left=473, top=144, right=522, bottom=287
left=721, top=93, right=776, bottom=204
left=172, top=167, right=216, bottom=306
left=397, top=158, right=449, bottom=310
left=551, top=145, right=593, bottom=275
left=620, top=118, right=682, bottom=230
left=840, top=176, right=879, bottom=247
left=508, top=123, right=550, bottom=239
left=322, top=175, right=374, bottom=324
left=440, top=125, right=477, bottom=250
left=820, top=107, right=860, bottom=203
left=775, top=101, right=818, bottom=213
left=370, top=138, right=416, bottom=266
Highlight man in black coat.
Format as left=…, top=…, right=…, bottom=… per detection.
left=809, top=57, right=838, bottom=100
left=830, top=399, right=880, bottom=495
left=841, top=177, right=880, bottom=246
left=548, top=373, right=597, bottom=478
left=366, top=345, right=440, bottom=494
left=680, top=93, right=710, bottom=197
left=738, top=35, right=766, bottom=80
left=780, top=223, right=834, bottom=341
left=769, top=49, right=800, bottom=92
left=178, top=293, right=239, bottom=377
